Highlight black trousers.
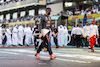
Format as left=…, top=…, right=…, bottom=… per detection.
left=83, top=37, right=89, bottom=47
left=98, top=36, right=100, bottom=46
left=76, top=35, right=82, bottom=47
left=53, top=37, right=58, bottom=47
left=72, top=35, right=76, bottom=46
left=34, top=36, right=39, bottom=48
left=23, top=35, right=25, bottom=45
left=37, top=32, right=53, bottom=55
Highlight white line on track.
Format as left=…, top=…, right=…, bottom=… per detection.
left=0, top=51, right=19, bottom=55
left=1, top=49, right=100, bottom=61
left=28, top=55, right=91, bottom=64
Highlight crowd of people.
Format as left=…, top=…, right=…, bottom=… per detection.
left=71, top=20, right=100, bottom=51
left=0, top=15, right=37, bottom=23
left=0, top=24, right=37, bottom=47
left=0, top=20, right=100, bottom=48
left=1, top=5, right=100, bottom=24
left=56, top=5, right=100, bottom=17
left=0, top=0, right=25, bottom=6
left=0, top=18, right=100, bottom=53
left=0, top=23, right=69, bottom=48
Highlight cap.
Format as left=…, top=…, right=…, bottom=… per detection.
left=92, top=20, right=96, bottom=23
left=46, top=8, right=51, bottom=12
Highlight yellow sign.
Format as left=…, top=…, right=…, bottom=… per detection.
left=9, top=20, right=35, bottom=25
left=68, top=14, right=100, bottom=20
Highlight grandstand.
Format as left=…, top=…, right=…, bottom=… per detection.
left=0, top=0, right=100, bottom=25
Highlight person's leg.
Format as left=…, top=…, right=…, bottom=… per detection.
left=45, top=34, right=53, bottom=55
left=37, top=42, right=44, bottom=53
left=45, top=34, right=56, bottom=59
left=76, top=35, right=78, bottom=47
left=54, top=37, right=59, bottom=48
left=86, top=37, right=89, bottom=47
left=73, top=35, right=75, bottom=46
left=93, top=35, right=96, bottom=47
left=90, top=36, right=94, bottom=52
left=21, top=36, right=23, bottom=46
left=34, top=37, right=37, bottom=49
left=77, top=35, right=81, bottom=47
left=99, top=36, right=100, bottom=46
left=35, top=41, right=44, bottom=59
left=36, top=38, right=40, bottom=48
left=36, top=41, right=39, bottom=48
left=23, top=35, right=25, bottom=45
left=80, top=36, right=83, bottom=47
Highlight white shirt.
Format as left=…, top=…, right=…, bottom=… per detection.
left=87, top=11, right=91, bottom=15
left=13, top=27, right=18, bottom=33
left=71, top=27, right=76, bottom=36
left=74, top=27, right=83, bottom=35
left=93, top=9, right=96, bottom=13
left=6, top=28, right=11, bottom=35
left=89, top=24, right=99, bottom=37
left=83, top=26, right=89, bottom=37
left=25, top=27, right=32, bottom=37
left=69, top=11, right=73, bottom=16
left=81, top=10, right=85, bottom=15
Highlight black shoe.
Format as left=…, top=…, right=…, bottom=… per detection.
left=19, top=44, right=23, bottom=46
left=27, top=45, right=29, bottom=46
left=12, top=45, right=17, bottom=47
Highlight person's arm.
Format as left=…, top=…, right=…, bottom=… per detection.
left=56, top=29, right=59, bottom=36
left=99, top=29, right=100, bottom=36
left=74, top=28, right=76, bottom=38
left=50, top=18, right=56, bottom=37
left=87, top=26, right=90, bottom=37
left=96, top=26, right=99, bottom=39
left=83, top=27, right=85, bottom=37
left=81, top=28, right=84, bottom=38
left=71, top=28, right=73, bottom=36
left=53, top=29, right=59, bottom=37
left=50, top=19, right=54, bottom=32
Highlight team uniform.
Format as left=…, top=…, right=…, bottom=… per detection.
left=35, top=8, right=56, bottom=60
left=52, top=28, right=59, bottom=48
left=89, top=24, right=99, bottom=52
left=83, top=25, right=89, bottom=47
left=71, top=27, right=76, bottom=46
left=98, top=26, right=100, bottom=46
left=36, top=15, right=53, bottom=55
left=74, top=27, right=83, bottom=47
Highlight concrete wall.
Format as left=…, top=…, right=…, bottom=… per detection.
left=46, top=2, right=63, bottom=16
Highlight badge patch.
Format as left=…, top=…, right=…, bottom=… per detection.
left=92, top=27, right=94, bottom=29
left=46, top=21, right=51, bottom=26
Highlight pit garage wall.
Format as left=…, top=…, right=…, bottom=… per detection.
left=46, top=2, right=63, bottom=16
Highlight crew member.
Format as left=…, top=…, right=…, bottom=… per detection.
left=35, top=8, right=56, bottom=60
left=89, top=20, right=99, bottom=52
